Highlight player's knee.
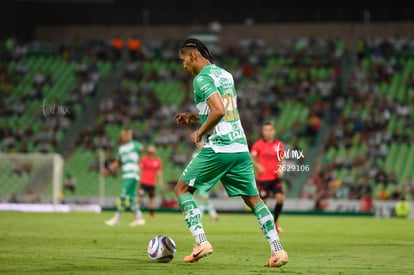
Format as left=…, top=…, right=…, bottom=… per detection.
left=242, top=195, right=261, bottom=209
left=275, top=193, right=284, bottom=203
left=174, top=179, right=189, bottom=196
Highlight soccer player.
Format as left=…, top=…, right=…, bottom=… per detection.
left=100, top=129, right=146, bottom=227
left=251, top=121, right=286, bottom=233
left=137, top=144, right=164, bottom=220
left=173, top=38, right=288, bottom=267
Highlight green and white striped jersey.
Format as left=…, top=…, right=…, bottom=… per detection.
left=116, top=140, right=143, bottom=180
left=193, top=64, right=248, bottom=153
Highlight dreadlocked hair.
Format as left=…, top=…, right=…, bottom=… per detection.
left=180, top=38, right=213, bottom=62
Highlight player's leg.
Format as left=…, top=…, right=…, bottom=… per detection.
left=175, top=180, right=213, bottom=262
left=206, top=197, right=218, bottom=222
left=137, top=184, right=144, bottom=209
left=222, top=152, right=288, bottom=267
left=175, top=148, right=223, bottom=263
left=242, top=195, right=288, bottom=267
left=105, top=181, right=128, bottom=226
left=271, top=179, right=284, bottom=233
left=194, top=190, right=206, bottom=219
left=258, top=180, right=270, bottom=205
left=196, top=189, right=218, bottom=222
left=147, top=185, right=156, bottom=219
left=126, top=179, right=145, bottom=226
left=274, top=193, right=284, bottom=233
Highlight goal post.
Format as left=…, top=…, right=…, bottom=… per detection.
left=0, top=153, right=64, bottom=205
left=52, top=153, right=65, bottom=205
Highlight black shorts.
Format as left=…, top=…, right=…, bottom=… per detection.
left=139, top=183, right=155, bottom=198
left=257, top=179, right=283, bottom=199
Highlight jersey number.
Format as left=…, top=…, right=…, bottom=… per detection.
left=222, top=91, right=239, bottom=121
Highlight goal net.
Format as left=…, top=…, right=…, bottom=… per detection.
left=0, top=153, right=64, bottom=205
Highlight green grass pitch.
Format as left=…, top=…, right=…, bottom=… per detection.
left=0, top=211, right=413, bottom=274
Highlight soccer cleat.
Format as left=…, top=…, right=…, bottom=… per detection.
left=183, top=242, right=213, bottom=263
left=105, top=217, right=119, bottom=226
left=275, top=222, right=283, bottom=233
left=129, top=219, right=146, bottom=227
left=266, top=250, right=288, bottom=267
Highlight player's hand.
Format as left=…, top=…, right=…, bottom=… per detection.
left=256, top=163, right=266, bottom=174
left=276, top=169, right=284, bottom=178
left=174, top=112, right=197, bottom=124
left=190, top=130, right=203, bottom=147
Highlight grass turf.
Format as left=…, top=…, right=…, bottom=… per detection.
left=0, top=211, right=413, bottom=274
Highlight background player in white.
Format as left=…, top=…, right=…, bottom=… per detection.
left=101, top=129, right=146, bottom=227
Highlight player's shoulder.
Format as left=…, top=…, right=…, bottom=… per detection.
left=194, top=71, right=213, bottom=83
left=253, top=138, right=265, bottom=145
left=251, top=138, right=264, bottom=149
left=132, top=139, right=143, bottom=147
left=274, top=139, right=284, bottom=146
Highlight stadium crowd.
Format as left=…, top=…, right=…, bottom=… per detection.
left=302, top=36, right=414, bottom=202
left=0, top=37, right=110, bottom=154
left=1, top=34, right=413, bottom=202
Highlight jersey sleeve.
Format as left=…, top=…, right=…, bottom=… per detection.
left=194, top=74, right=218, bottom=101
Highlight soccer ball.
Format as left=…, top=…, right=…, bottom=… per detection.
left=147, top=235, right=176, bottom=263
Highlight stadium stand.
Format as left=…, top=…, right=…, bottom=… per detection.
left=1, top=33, right=413, bottom=207
left=56, top=36, right=343, bottom=202
left=305, top=36, right=414, bottom=202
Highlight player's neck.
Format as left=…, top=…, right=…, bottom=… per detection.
left=196, top=60, right=212, bottom=74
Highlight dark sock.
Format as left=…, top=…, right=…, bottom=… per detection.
left=274, top=203, right=283, bottom=222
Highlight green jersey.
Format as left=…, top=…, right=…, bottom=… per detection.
left=193, top=64, right=248, bottom=153
left=116, top=140, right=143, bottom=180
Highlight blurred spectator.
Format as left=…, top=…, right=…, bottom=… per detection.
left=63, top=173, right=76, bottom=194
left=8, top=193, right=18, bottom=203
left=127, top=35, right=141, bottom=61
left=11, top=160, right=32, bottom=177
left=375, top=168, right=389, bottom=186
left=376, top=186, right=389, bottom=200
left=111, top=35, right=124, bottom=62
left=388, top=169, right=399, bottom=185
left=390, top=187, right=402, bottom=200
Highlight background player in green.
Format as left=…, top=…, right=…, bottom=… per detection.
left=174, top=38, right=288, bottom=267
left=101, top=129, right=146, bottom=227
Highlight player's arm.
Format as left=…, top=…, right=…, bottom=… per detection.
left=156, top=168, right=165, bottom=191
left=138, top=159, right=144, bottom=177
left=191, top=92, right=225, bottom=144
left=250, top=146, right=266, bottom=173
left=100, top=159, right=120, bottom=176
left=174, top=112, right=200, bottom=124
left=276, top=142, right=285, bottom=178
